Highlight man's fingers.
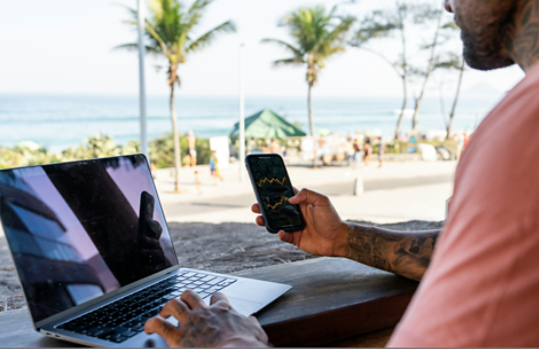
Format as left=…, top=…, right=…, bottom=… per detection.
left=180, top=290, right=205, bottom=309
left=278, top=230, right=292, bottom=244
left=144, top=316, right=177, bottom=339
left=293, top=187, right=299, bottom=194
left=248, top=315, right=260, bottom=326
left=251, top=203, right=261, bottom=214
left=255, top=215, right=265, bottom=226
left=149, top=220, right=163, bottom=238
left=210, top=292, right=231, bottom=309
left=248, top=316, right=269, bottom=343
left=160, top=298, right=189, bottom=320
left=278, top=230, right=301, bottom=247
left=288, top=188, right=328, bottom=206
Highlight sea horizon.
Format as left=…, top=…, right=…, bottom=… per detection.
left=0, top=94, right=501, bottom=153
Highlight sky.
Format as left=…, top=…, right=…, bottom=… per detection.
left=0, top=0, right=526, bottom=99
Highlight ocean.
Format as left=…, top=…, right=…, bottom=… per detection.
left=0, top=94, right=500, bottom=152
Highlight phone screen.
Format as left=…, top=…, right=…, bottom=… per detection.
left=248, top=155, right=303, bottom=230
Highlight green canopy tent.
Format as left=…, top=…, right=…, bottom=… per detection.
left=231, top=109, right=307, bottom=139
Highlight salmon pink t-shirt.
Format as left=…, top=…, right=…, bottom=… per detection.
left=388, top=63, right=539, bottom=347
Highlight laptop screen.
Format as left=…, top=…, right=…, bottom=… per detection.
left=0, top=155, right=178, bottom=323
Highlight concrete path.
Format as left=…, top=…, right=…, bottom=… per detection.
left=156, top=161, right=456, bottom=224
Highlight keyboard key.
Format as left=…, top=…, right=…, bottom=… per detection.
left=110, top=335, right=128, bottom=343
left=199, top=284, right=211, bottom=289
left=193, top=281, right=203, bottom=285
left=186, top=284, right=197, bottom=289
left=183, top=272, right=196, bottom=277
left=120, top=329, right=138, bottom=338
left=107, top=321, right=121, bottom=328
left=123, top=321, right=136, bottom=328
left=86, top=326, right=114, bottom=338
left=157, top=297, right=171, bottom=305
left=199, top=292, right=211, bottom=299
left=132, top=325, right=145, bottom=332
left=193, top=288, right=205, bottom=293
left=195, top=273, right=206, bottom=277
left=208, top=277, right=225, bottom=285
left=174, top=283, right=187, bottom=288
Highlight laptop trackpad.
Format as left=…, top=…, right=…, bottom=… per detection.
left=227, top=298, right=263, bottom=316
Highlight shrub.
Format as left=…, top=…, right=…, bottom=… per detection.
left=150, top=133, right=211, bottom=168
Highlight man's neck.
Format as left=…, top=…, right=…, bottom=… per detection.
left=507, top=0, right=539, bottom=72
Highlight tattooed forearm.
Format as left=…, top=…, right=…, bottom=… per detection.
left=344, top=224, right=440, bottom=281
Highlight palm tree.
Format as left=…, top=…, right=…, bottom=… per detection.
left=116, top=0, right=236, bottom=192
left=262, top=6, right=354, bottom=166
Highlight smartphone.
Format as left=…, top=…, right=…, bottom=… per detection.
left=138, top=191, right=156, bottom=239
left=245, top=154, right=306, bottom=234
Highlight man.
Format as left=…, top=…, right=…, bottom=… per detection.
left=186, top=130, right=197, bottom=167
left=145, top=0, right=539, bottom=346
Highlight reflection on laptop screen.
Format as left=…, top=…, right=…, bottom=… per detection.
left=0, top=155, right=178, bottom=323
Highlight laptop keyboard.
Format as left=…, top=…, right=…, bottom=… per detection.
left=56, top=270, right=237, bottom=343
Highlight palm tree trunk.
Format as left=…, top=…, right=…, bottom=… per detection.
left=170, top=83, right=181, bottom=193
left=308, top=82, right=315, bottom=137
left=395, top=1, right=407, bottom=140
left=395, top=74, right=407, bottom=139
left=412, top=9, right=443, bottom=133
left=446, top=59, right=465, bottom=140
left=308, top=82, right=316, bottom=168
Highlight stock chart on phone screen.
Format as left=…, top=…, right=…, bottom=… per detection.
left=249, top=156, right=303, bottom=230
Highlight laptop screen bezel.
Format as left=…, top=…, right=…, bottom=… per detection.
left=0, top=154, right=180, bottom=330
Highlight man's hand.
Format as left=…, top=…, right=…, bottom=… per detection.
left=136, top=192, right=172, bottom=274
left=251, top=188, right=348, bottom=257
left=145, top=290, right=268, bottom=347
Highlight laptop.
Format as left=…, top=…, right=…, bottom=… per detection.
left=0, top=154, right=291, bottom=347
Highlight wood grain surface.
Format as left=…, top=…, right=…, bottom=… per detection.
left=235, top=257, right=417, bottom=347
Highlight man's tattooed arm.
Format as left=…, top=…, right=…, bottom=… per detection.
left=343, top=224, right=440, bottom=281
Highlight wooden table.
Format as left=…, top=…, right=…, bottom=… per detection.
left=0, top=258, right=417, bottom=347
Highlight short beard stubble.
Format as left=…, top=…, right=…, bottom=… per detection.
left=460, top=1, right=519, bottom=71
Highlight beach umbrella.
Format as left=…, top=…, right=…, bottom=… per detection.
left=231, top=109, right=307, bottom=139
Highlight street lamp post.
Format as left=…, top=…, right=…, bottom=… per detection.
left=239, top=43, right=246, bottom=182
left=137, top=0, right=149, bottom=161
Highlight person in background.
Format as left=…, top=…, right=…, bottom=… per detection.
left=407, top=133, right=417, bottom=153
left=352, top=140, right=362, bottom=170
left=269, top=138, right=280, bottom=154
left=209, top=151, right=223, bottom=186
left=194, top=170, right=202, bottom=194
left=363, top=138, right=372, bottom=166
left=463, top=133, right=471, bottom=149
left=186, top=130, right=197, bottom=167
left=377, top=136, right=385, bottom=168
